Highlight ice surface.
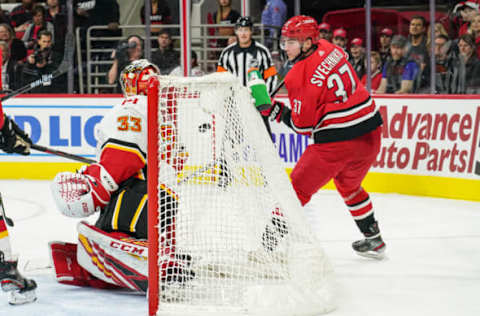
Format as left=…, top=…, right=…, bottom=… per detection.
left=0, top=180, right=479, bottom=316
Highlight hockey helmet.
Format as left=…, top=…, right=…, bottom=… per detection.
left=120, top=59, right=160, bottom=97
left=281, top=15, right=319, bottom=43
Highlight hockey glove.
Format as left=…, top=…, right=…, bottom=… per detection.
left=0, top=115, right=32, bottom=155
left=51, top=164, right=119, bottom=218
left=261, top=100, right=287, bottom=123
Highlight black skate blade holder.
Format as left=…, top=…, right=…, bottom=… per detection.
left=0, top=192, right=14, bottom=227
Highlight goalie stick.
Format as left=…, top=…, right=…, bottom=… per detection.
left=30, top=143, right=95, bottom=164
left=178, top=159, right=221, bottom=185
left=0, top=32, right=74, bottom=103
left=30, top=144, right=204, bottom=182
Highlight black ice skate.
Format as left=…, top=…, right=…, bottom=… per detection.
left=352, top=222, right=386, bottom=260
left=262, top=215, right=289, bottom=252
left=0, top=251, right=37, bottom=305
left=217, top=158, right=232, bottom=188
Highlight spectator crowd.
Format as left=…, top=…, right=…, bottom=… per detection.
left=1, top=0, right=480, bottom=95
left=305, top=1, right=480, bottom=95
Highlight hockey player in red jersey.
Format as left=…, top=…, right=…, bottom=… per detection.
left=49, top=59, right=194, bottom=293
left=0, top=86, right=37, bottom=304
left=262, top=15, right=386, bottom=259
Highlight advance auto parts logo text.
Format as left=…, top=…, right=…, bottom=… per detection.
left=373, top=105, right=480, bottom=177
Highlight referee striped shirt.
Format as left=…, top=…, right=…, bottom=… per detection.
left=217, top=40, right=278, bottom=94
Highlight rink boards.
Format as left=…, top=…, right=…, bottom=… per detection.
left=0, top=94, right=478, bottom=201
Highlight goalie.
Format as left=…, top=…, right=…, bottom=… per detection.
left=49, top=59, right=194, bottom=293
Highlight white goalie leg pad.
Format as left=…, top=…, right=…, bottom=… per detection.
left=51, top=172, right=96, bottom=218
left=76, top=221, right=148, bottom=293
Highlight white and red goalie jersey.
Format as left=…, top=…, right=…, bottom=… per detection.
left=93, top=95, right=149, bottom=184
left=95, top=94, right=187, bottom=187
left=51, top=94, right=187, bottom=218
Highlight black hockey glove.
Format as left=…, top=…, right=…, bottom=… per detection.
left=0, top=115, right=32, bottom=155
left=262, top=100, right=289, bottom=123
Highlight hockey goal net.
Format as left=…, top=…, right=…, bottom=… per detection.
left=147, top=72, right=334, bottom=316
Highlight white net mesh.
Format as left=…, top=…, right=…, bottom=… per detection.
left=151, top=72, right=334, bottom=316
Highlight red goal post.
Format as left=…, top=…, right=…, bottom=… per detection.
left=147, top=77, right=161, bottom=315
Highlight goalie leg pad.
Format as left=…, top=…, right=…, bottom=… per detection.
left=76, top=221, right=149, bottom=293
left=49, top=241, right=120, bottom=290
left=77, top=221, right=194, bottom=291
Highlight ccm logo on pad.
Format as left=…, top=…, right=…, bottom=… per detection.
left=110, top=241, right=145, bottom=256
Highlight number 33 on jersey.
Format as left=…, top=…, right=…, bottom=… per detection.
left=94, top=96, right=149, bottom=173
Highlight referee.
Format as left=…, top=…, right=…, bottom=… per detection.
left=217, top=16, right=278, bottom=94
left=215, top=17, right=278, bottom=186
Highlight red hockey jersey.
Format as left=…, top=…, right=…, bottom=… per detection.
left=284, top=39, right=382, bottom=143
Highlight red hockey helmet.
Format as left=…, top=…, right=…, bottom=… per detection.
left=281, top=15, right=319, bottom=43
left=120, top=59, right=160, bottom=97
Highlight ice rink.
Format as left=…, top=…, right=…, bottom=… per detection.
left=0, top=179, right=479, bottom=316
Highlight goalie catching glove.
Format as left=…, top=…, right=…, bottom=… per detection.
left=0, top=115, right=32, bottom=155
left=51, top=164, right=119, bottom=218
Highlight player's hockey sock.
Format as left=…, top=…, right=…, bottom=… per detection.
left=0, top=217, right=12, bottom=261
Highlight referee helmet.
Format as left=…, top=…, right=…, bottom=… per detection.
left=235, top=16, right=253, bottom=29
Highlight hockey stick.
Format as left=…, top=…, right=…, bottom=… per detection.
left=178, top=160, right=222, bottom=185
left=0, top=192, right=14, bottom=227
left=0, top=32, right=75, bottom=103
left=268, top=49, right=307, bottom=100
left=1, top=33, right=92, bottom=164
left=270, top=78, right=285, bottom=99
left=31, top=143, right=95, bottom=164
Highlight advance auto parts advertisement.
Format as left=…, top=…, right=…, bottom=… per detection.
left=372, top=97, right=480, bottom=180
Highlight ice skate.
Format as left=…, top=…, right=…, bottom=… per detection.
left=262, top=214, right=288, bottom=252
left=0, top=251, right=37, bottom=305
left=216, top=158, right=232, bottom=188
left=161, top=253, right=195, bottom=284
left=352, top=222, right=386, bottom=260
left=352, top=236, right=386, bottom=259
